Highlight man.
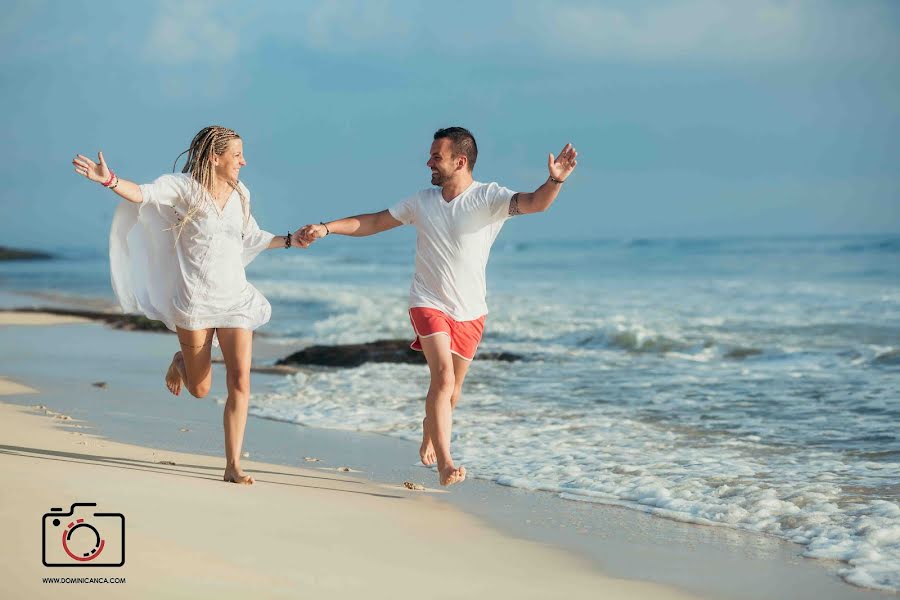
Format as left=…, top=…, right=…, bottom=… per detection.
left=296, top=127, right=577, bottom=486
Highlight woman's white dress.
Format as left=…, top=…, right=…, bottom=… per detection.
left=109, top=173, right=275, bottom=333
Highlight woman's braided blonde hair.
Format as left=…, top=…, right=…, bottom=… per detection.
left=170, top=126, right=248, bottom=241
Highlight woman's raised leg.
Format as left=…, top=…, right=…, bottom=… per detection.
left=166, top=327, right=214, bottom=397
left=216, top=327, right=255, bottom=485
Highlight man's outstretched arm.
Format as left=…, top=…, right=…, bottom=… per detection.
left=294, top=209, right=402, bottom=244
left=510, top=143, right=578, bottom=216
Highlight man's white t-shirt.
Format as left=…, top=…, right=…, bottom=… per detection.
left=389, top=181, right=516, bottom=322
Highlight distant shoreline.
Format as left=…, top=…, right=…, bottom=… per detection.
left=0, top=246, right=54, bottom=261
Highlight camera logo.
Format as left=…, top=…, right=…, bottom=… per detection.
left=42, top=503, right=125, bottom=567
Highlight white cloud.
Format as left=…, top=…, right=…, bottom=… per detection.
left=303, top=0, right=412, bottom=54
left=142, top=0, right=239, bottom=65
left=520, top=1, right=899, bottom=63
left=136, top=0, right=899, bottom=67
left=140, top=0, right=413, bottom=65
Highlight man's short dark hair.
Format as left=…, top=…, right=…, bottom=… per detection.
left=434, top=127, right=478, bottom=172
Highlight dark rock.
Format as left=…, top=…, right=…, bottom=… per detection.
left=724, top=347, right=764, bottom=360
left=479, top=351, right=522, bottom=362
left=277, top=339, right=521, bottom=368
left=278, top=339, right=420, bottom=367
left=0, top=246, right=54, bottom=261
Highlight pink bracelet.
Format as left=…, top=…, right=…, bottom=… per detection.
left=102, top=170, right=117, bottom=187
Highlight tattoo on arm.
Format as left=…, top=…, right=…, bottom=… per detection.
left=508, top=193, right=521, bottom=217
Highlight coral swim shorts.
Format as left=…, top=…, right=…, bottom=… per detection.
left=408, top=307, right=486, bottom=361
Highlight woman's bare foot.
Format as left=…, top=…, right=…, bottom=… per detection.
left=223, top=465, right=254, bottom=485
left=165, top=352, right=184, bottom=396
left=419, top=418, right=436, bottom=466
left=439, top=464, right=466, bottom=487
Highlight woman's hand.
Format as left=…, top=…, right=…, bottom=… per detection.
left=72, top=151, right=112, bottom=184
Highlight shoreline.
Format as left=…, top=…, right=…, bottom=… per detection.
left=0, top=310, right=894, bottom=598
left=3, top=401, right=689, bottom=599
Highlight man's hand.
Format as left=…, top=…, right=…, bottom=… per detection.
left=548, top=143, right=577, bottom=182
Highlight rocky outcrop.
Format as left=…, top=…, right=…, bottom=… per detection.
left=0, top=246, right=53, bottom=260
left=277, top=339, right=521, bottom=368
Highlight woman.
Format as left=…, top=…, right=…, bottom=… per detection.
left=72, top=126, right=300, bottom=485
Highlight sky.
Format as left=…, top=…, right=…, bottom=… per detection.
left=1, top=0, right=898, bottom=250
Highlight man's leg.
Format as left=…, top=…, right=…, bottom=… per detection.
left=166, top=327, right=214, bottom=397
left=420, top=354, right=472, bottom=467
left=418, top=334, right=466, bottom=486
left=216, top=327, right=255, bottom=485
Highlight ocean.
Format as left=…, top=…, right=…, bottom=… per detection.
left=2, top=232, right=898, bottom=591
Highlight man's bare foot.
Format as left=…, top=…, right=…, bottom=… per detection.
left=165, top=352, right=184, bottom=396
left=439, top=464, right=466, bottom=487
left=419, top=418, right=436, bottom=466
left=223, top=465, right=254, bottom=485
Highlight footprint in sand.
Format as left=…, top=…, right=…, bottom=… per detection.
left=54, top=415, right=72, bottom=421
left=337, top=466, right=352, bottom=472
left=403, top=481, right=426, bottom=491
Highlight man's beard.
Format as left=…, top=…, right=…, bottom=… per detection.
left=431, top=171, right=446, bottom=186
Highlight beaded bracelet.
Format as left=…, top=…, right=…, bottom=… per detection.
left=108, top=176, right=119, bottom=190
left=102, top=170, right=117, bottom=187
left=285, top=231, right=292, bottom=249
left=320, top=222, right=330, bottom=236
left=548, top=175, right=564, bottom=184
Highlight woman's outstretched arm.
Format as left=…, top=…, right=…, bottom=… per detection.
left=72, top=151, right=143, bottom=204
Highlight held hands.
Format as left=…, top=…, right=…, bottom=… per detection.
left=288, top=233, right=309, bottom=249
left=292, top=224, right=327, bottom=248
left=281, top=225, right=318, bottom=250
left=548, top=143, right=577, bottom=182
left=72, top=152, right=112, bottom=185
